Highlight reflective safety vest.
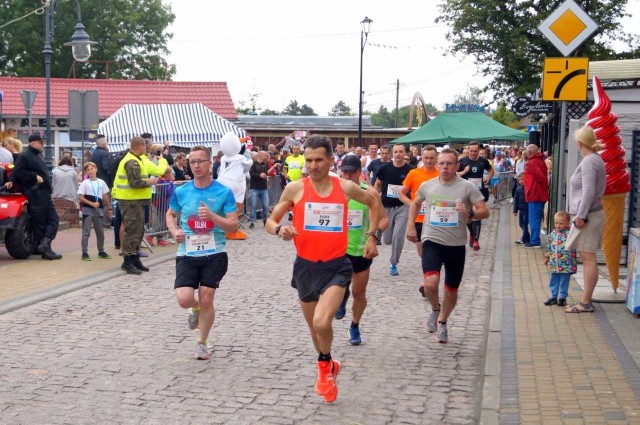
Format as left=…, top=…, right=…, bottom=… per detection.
left=114, top=152, right=152, bottom=200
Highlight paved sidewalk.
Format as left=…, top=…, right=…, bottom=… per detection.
left=486, top=206, right=640, bottom=425
left=0, top=228, right=175, bottom=310
left=0, top=213, right=498, bottom=424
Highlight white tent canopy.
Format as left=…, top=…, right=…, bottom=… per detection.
left=98, top=103, right=246, bottom=152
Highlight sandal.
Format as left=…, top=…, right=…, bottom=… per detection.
left=565, top=302, right=594, bottom=313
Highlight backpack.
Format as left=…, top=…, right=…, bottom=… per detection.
left=107, top=151, right=126, bottom=189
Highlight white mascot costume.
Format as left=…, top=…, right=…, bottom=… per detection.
left=217, top=132, right=253, bottom=240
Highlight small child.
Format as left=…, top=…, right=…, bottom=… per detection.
left=513, top=173, right=529, bottom=244
left=543, top=211, right=577, bottom=306
left=77, top=162, right=112, bottom=261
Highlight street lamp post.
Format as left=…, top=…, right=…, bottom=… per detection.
left=358, top=16, right=372, bottom=146
left=42, top=0, right=96, bottom=169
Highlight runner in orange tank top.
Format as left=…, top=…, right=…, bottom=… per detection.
left=266, top=135, right=382, bottom=403
left=292, top=176, right=348, bottom=261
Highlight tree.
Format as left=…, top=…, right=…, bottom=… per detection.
left=282, top=100, right=301, bottom=115
left=0, top=0, right=175, bottom=80
left=436, top=0, right=640, bottom=100
left=261, top=109, right=279, bottom=116
left=492, top=102, right=519, bottom=128
left=451, top=86, right=486, bottom=106
left=282, top=100, right=316, bottom=116
left=329, top=101, right=352, bottom=116
left=299, top=104, right=317, bottom=116
left=370, top=103, right=439, bottom=128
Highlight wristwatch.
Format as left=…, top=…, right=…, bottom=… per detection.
left=275, top=224, right=283, bottom=236
left=367, top=229, right=382, bottom=240
left=468, top=209, right=475, bottom=218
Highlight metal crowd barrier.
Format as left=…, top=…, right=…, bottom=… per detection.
left=495, top=171, right=515, bottom=202
left=144, top=181, right=185, bottom=245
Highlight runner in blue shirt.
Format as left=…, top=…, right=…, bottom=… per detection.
left=166, top=146, right=238, bottom=360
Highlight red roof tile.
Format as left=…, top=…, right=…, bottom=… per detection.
left=0, top=78, right=238, bottom=120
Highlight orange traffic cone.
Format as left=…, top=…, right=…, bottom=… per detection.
left=226, top=202, right=247, bottom=240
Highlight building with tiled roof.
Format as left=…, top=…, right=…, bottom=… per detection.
left=0, top=77, right=239, bottom=120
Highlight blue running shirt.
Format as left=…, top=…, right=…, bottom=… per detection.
left=169, top=180, right=237, bottom=257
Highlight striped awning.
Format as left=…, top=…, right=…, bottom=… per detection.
left=98, top=103, right=246, bottom=152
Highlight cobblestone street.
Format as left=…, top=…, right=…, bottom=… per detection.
left=0, top=213, right=497, bottom=424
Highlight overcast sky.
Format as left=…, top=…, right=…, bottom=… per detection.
left=165, top=0, right=639, bottom=116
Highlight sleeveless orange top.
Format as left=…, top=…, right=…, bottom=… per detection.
left=293, top=176, right=348, bottom=262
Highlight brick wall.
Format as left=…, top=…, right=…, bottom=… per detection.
left=53, top=198, right=80, bottom=228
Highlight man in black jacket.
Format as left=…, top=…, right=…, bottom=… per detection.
left=10, top=134, right=62, bottom=260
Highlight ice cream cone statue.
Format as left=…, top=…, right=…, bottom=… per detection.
left=218, top=132, right=253, bottom=240
left=586, top=76, right=631, bottom=291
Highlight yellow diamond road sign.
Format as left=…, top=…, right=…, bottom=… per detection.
left=542, top=57, right=589, bottom=101
left=538, top=0, right=598, bottom=57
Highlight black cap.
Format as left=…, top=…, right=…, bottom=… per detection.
left=340, top=154, right=361, bottom=172
left=28, top=134, right=44, bottom=143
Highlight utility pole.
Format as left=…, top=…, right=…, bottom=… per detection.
left=395, top=78, right=400, bottom=128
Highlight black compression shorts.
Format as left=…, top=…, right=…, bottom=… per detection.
left=421, top=240, right=466, bottom=289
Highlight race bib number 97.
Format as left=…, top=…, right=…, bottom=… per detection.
left=304, top=202, right=344, bottom=232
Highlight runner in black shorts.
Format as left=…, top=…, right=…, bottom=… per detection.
left=457, top=141, right=493, bottom=251
left=407, top=148, right=489, bottom=344
left=333, top=154, right=387, bottom=346
left=166, top=145, right=239, bottom=361
left=266, top=135, right=381, bottom=403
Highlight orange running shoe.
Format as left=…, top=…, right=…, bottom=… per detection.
left=323, top=360, right=340, bottom=403
left=315, top=360, right=336, bottom=396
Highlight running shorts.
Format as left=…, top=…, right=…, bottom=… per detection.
left=291, top=255, right=352, bottom=302
left=415, top=222, right=423, bottom=241
left=174, top=252, right=228, bottom=289
left=346, top=253, right=373, bottom=274
left=421, top=240, right=466, bottom=289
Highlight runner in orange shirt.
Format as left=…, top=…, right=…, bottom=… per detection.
left=266, top=135, right=381, bottom=403
left=399, top=145, right=440, bottom=258
left=399, top=145, right=440, bottom=297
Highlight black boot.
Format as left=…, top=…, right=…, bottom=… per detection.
left=39, top=237, right=62, bottom=260
left=121, top=255, right=142, bottom=275
left=131, top=255, right=150, bottom=272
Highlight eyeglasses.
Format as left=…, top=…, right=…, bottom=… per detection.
left=189, top=159, right=210, bottom=166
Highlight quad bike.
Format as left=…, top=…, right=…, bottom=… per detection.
left=0, top=163, right=36, bottom=259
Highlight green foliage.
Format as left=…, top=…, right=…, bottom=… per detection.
left=282, top=100, right=316, bottom=116
left=369, top=103, right=439, bottom=128
left=436, top=0, right=640, bottom=100
left=0, top=0, right=175, bottom=79
left=451, top=86, right=486, bottom=106
left=492, top=102, right=519, bottom=128
left=261, top=109, right=279, bottom=116
left=329, top=100, right=352, bottom=116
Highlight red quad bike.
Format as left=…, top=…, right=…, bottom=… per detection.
left=0, top=163, right=36, bottom=259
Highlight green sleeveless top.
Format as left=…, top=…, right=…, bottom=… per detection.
left=347, top=182, right=370, bottom=257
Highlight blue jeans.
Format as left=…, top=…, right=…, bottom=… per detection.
left=250, top=188, right=269, bottom=223
left=528, top=201, right=544, bottom=245
left=549, top=272, right=571, bottom=299
left=518, top=210, right=530, bottom=243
